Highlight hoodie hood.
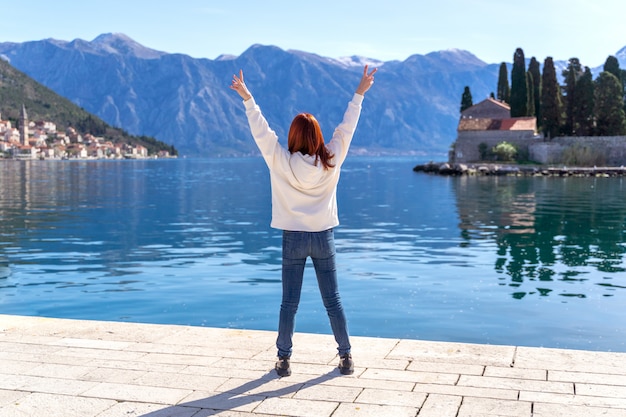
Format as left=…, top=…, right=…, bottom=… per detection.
left=288, top=152, right=331, bottom=190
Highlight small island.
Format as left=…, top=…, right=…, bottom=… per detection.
left=416, top=49, right=626, bottom=177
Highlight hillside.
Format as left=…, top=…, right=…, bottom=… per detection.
left=0, top=57, right=177, bottom=156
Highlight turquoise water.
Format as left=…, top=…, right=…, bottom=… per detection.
left=0, top=157, right=625, bottom=352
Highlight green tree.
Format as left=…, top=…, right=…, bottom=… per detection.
left=562, top=58, right=584, bottom=135
left=576, top=67, right=594, bottom=136
left=510, top=48, right=528, bottom=117
left=594, top=71, right=626, bottom=136
left=540, top=57, right=563, bottom=139
left=528, top=57, right=542, bottom=124
left=497, top=62, right=510, bottom=103
left=460, top=86, right=473, bottom=112
left=604, top=55, right=621, bottom=80
left=492, top=141, right=517, bottom=161
left=526, top=71, right=535, bottom=118
left=603, top=55, right=626, bottom=112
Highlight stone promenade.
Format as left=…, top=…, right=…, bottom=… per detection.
left=1, top=314, right=625, bottom=416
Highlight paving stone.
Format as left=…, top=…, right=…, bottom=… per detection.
left=575, top=383, right=626, bottom=398
left=360, top=368, right=459, bottom=384
left=532, top=402, right=626, bottom=417
left=333, top=402, right=418, bottom=417
left=457, top=397, right=532, bottom=416
left=56, top=346, right=148, bottom=361
left=0, top=392, right=115, bottom=417
left=215, top=376, right=303, bottom=398
left=23, top=363, right=95, bottom=379
left=178, top=390, right=266, bottom=413
left=416, top=393, right=462, bottom=417
left=355, top=387, right=426, bottom=407
left=0, top=350, right=94, bottom=366
left=458, top=375, right=573, bottom=394
left=413, top=383, right=518, bottom=400
left=354, top=357, right=409, bottom=370
left=16, top=375, right=100, bottom=396
left=0, top=374, right=36, bottom=391
left=133, top=371, right=228, bottom=391
left=292, top=384, right=362, bottom=402
left=0, top=389, right=30, bottom=408
left=519, top=390, right=626, bottom=409
left=82, top=382, right=192, bottom=404
left=140, top=352, right=224, bottom=366
left=319, top=375, right=415, bottom=392
left=86, top=358, right=187, bottom=373
left=549, top=369, right=626, bottom=385
left=484, top=365, right=546, bottom=380
left=81, top=367, right=149, bottom=384
left=211, top=357, right=276, bottom=371
left=183, top=365, right=276, bottom=381
left=0, top=340, right=65, bottom=355
left=253, top=397, right=339, bottom=417
left=349, top=335, right=400, bottom=357
left=51, top=337, right=131, bottom=350
left=388, top=339, right=516, bottom=367
left=0, top=359, right=41, bottom=375
left=407, top=359, right=484, bottom=375
left=94, top=401, right=191, bottom=417
left=515, top=346, right=626, bottom=374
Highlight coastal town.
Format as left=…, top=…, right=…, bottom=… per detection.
left=0, top=105, right=174, bottom=160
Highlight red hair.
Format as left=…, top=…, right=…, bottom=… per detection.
left=287, top=113, right=335, bottom=169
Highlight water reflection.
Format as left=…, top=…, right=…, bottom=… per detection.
left=1, top=158, right=625, bottom=350
left=453, top=176, right=626, bottom=299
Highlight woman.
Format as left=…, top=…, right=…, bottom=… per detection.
left=230, top=65, right=376, bottom=377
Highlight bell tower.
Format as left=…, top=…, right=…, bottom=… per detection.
left=20, top=104, right=29, bottom=146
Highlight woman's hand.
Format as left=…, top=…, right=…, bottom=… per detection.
left=230, top=69, right=252, bottom=101
left=355, top=65, right=378, bottom=96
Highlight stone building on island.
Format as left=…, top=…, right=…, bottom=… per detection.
left=450, top=97, right=626, bottom=167
left=451, top=98, right=538, bottom=163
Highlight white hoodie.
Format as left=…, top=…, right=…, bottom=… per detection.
left=243, top=93, right=364, bottom=232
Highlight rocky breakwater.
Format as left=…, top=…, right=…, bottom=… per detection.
left=413, top=162, right=626, bottom=177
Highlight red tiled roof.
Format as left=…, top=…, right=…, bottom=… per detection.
left=458, top=117, right=536, bottom=132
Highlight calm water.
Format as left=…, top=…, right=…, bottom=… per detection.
left=1, top=157, right=625, bottom=352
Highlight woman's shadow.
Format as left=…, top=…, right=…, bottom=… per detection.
left=139, top=369, right=340, bottom=416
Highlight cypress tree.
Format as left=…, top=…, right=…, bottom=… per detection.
left=510, top=48, right=528, bottom=117
left=526, top=72, right=535, bottom=118
left=604, top=56, right=621, bottom=79
left=594, top=72, right=626, bottom=136
left=540, top=57, right=562, bottom=139
left=576, top=67, right=594, bottom=136
left=497, top=62, right=510, bottom=103
left=562, top=58, right=583, bottom=134
left=460, top=86, right=473, bottom=112
left=528, top=57, right=542, bottom=124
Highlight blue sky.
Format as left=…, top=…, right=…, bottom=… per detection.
left=4, top=0, right=625, bottom=67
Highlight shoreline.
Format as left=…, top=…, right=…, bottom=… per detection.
left=414, top=161, right=626, bottom=177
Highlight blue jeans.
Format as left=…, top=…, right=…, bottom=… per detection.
left=277, top=229, right=351, bottom=358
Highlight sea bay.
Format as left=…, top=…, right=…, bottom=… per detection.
left=0, top=157, right=625, bottom=352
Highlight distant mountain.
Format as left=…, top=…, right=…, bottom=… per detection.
left=1, top=34, right=624, bottom=156
left=0, top=56, right=176, bottom=156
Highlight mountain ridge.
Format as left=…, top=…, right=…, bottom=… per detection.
left=1, top=34, right=624, bottom=156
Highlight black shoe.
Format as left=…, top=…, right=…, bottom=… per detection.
left=338, top=354, right=354, bottom=375
left=275, top=356, right=291, bottom=377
